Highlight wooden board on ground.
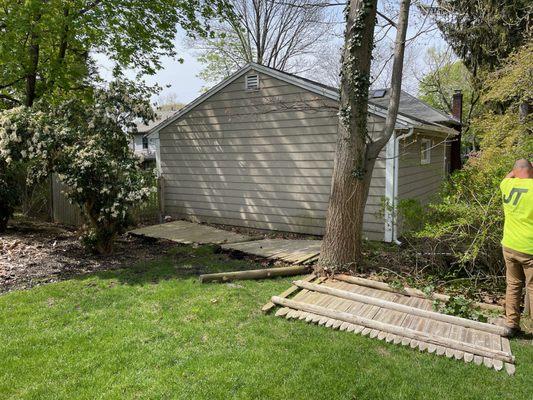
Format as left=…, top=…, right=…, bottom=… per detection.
left=268, top=277, right=515, bottom=374
left=129, top=220, right=253, bottom=245
left=222, top=239, right=321, bottom=264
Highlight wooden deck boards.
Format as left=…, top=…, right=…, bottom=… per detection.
left=267, top=277, right=515, bottom=374
left=222, top=239, right=321, bottom=264
left=129, top=220, right=253, bottom=244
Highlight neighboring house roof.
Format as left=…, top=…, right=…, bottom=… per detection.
left=136, top=109, right=179, bottom=134
left=147, top=62, right=458, bottom=137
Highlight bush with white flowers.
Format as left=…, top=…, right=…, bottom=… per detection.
left=0, top=107, right=41, bottom=231
left=0, top=81, right=156, bottom=253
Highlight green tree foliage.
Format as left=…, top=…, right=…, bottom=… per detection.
left=0, top=81, right=156, bottom=253
left=414, top=44, right=533, bottom=276
left=433, top=0, right=532, bottom=74
left=419, top=49, right=475, bottom=115
left=0, top=0, right=232, bottom=107
left=418, top=48, right=480, bottom=148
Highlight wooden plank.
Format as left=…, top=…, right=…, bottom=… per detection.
left=501, top=339, right=516, bottom=375
left=334, top=274, right=504, bottom=313
left=293, top=280, right=508, bottom=336
left=262, top=274, right=315, bottom=313
left=491, top=334, right=504, bottom=371
left=275, top=307, right=290, bottom=317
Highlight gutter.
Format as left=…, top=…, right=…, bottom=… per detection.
left=384, top=128, right=414, bottom=244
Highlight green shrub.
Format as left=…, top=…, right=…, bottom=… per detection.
left=413, top=44, right=533, bottom=277
left=0, top=161, right=20, bottom=231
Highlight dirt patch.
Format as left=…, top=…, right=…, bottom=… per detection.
left=0, top=218, right=175, bottom=294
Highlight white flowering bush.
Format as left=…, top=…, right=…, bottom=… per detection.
left=0, top=81, right=156, bottom=253
left=0, top=107, right=41, bottom=231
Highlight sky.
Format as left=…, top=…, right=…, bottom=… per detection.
left=95, top=36, right=206, bottom=105
left=96, top=2, right=449, bottom=107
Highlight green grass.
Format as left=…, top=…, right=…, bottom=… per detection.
left=0, top=245, right=531, bottom=400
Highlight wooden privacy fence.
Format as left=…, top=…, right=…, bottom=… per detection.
left=50, top=174, right=83, bottom=226
left=50, top=175, right=165, bottom=227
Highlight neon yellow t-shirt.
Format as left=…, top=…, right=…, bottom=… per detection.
left=500, top=178, right=533, bottom=255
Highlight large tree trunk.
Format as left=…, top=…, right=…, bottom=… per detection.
left=318, top=0, right=411, bottom=273
left=317, top=0, right=378, bottom=272
left=25, top=12, right=42, bottom=107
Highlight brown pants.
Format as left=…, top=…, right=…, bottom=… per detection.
left=503, top=247, right=533, bottom=327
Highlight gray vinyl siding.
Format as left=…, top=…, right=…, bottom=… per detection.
left=398, top=134, right=447, bottom=203
left=159, top=69, right=387, bottom=239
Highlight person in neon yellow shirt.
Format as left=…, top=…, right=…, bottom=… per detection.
left=500, top=158, right=533, bottom=335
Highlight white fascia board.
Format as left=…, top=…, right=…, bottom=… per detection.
left=249, top=63, right=340, bottom=100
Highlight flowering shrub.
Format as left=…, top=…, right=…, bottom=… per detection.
left=0, top=107, right=40, bottom=231
left=0, top=81, right=156, bottom=254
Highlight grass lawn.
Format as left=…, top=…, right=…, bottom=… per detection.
left=1, top=245, right=531, bottom=400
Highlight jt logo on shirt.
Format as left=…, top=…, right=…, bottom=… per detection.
left=503, top=188, right=529, bottom=206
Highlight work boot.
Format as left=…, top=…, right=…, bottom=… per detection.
left=493, top=318, right=522, bottom=337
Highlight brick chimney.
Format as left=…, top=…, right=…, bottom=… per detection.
left=449, top=89, right=463, bottom=172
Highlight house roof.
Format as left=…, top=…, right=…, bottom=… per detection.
left=369, top=89, right=459, bottom=127
left=147, top=62, right=459, bottom=136
left=136, top=109, right=179, bottom=134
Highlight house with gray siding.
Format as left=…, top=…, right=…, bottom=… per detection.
left=147, top=63, right=459, bottom=242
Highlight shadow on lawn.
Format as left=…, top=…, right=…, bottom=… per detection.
left=72, top=243, right=268, bottom=287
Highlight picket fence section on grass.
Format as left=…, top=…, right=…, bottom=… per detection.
left=50, top=174, right=164, bottom=227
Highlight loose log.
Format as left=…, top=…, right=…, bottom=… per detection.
left=271, top=296, right=514, bottom=364
left=293, top=280, right=509, bottom=336
left=335, top=274, right=504, bottom=312
left=199, top=265, right=309, bottom=283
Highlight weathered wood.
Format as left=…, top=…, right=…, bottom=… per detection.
left=335, top=274, right=504, bottom=312
left=271, top=296, right=515, bottom=364
left=261, top=274, right=316, bottom=313
left=130, top=220, right=252, bottom=245
left=294, top=280, right=509, bottom=336
left=199, top=265, right=309, bottom=283
left=501, top=339, right=516, bottom=375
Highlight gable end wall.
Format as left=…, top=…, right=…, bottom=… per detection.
left=158, top=69, right=387, bottom=239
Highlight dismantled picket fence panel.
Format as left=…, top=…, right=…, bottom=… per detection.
left=266, top=276, right=515, bottom=374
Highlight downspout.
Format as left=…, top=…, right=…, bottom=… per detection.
left=391, top=128, right=414, bottom=245
left=153, top=130, right=161, bottom=177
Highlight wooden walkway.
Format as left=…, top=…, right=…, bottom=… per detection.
left=129, top=220, right=253, bottom=245
left=221, top=239, right=321, bottom=264
left=267, top=275, right=515, bottom=375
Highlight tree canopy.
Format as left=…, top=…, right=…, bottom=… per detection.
left=433, top=0, right=532, bottom=74
left=0, top=0, right=233, bottom=107
left=418, top=48, right=480, bottom=148
left=190, top=0, right=334, bottom=84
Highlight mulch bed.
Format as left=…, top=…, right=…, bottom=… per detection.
left=0, top=218, right=175, bottom=294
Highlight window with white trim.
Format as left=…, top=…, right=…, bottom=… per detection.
left=420, top=138, right=431, bottom=165
left=245, top=74, right=260, bottom=90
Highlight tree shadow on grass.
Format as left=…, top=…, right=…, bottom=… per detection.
left=71, top=243, right=273, bottom=287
